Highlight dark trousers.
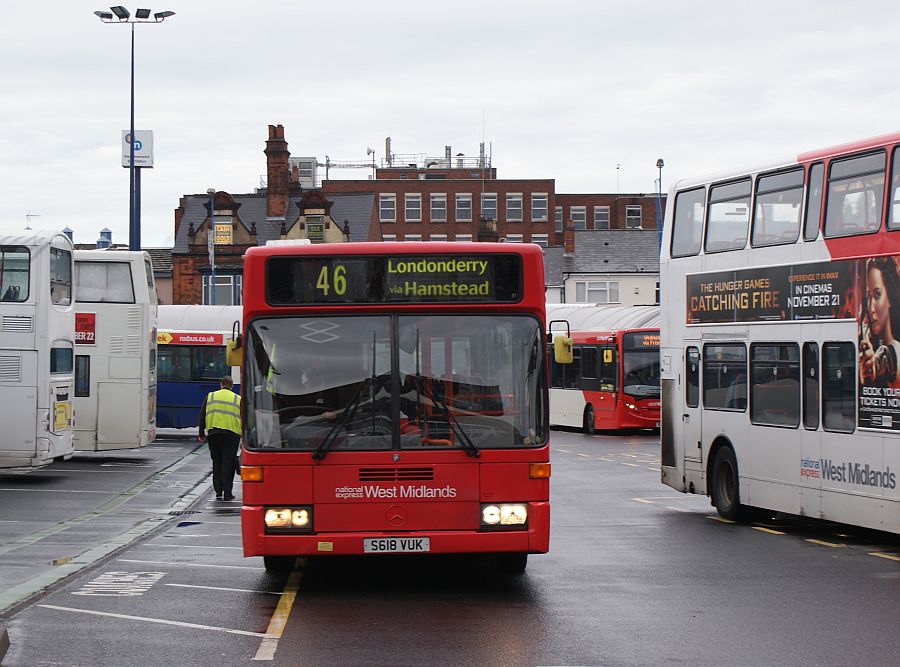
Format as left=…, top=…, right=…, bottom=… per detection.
left=207, top=430, right=240, bottom=497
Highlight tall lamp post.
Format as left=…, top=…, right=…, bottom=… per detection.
left=95, top=6, right=175, bottom=251
left=655, top=158, right=665, bottom=252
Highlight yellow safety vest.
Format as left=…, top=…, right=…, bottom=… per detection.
left=205, top=388, right=241, bottom=435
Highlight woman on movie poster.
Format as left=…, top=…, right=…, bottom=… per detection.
left=859, top=255, right=900, bottom=388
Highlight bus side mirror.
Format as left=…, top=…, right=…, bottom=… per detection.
left=226, top=319, right=242, bottom=367
left=554, top=335, right=573, bottom=364
left=226, top=336, right=242, bottom=367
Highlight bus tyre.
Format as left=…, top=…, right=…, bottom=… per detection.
left=496, top=552, right=528, bottom=575
left=710, top=446, right=744, bottom=520
left=263, top=556, right=293, bottom=573
left=583, top=406, right=596, bottom=435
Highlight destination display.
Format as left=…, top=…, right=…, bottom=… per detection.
left=623, top=332, right=660, bottom=349
left=266, top=254, right=522, bottom=305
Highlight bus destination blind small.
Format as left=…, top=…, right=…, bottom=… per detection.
left=267, top=254, right=522, bottom=305
left=623, top=332, right=660, bottom=349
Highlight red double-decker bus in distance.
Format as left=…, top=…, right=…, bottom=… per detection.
left=233, top=242, right=550, bottom=573
left=547, top=305, right=661, bottom=434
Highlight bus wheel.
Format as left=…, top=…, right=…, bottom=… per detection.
left=263, top=556, right=293, bottom=573
left=710, top=446, right=743, bottom=520
left=496, top=552, right=528, bottom=575
left=583, top=406, right=596, bottom=435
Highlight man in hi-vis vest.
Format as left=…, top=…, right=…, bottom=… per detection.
left=198, top=375, right=242, bottom=501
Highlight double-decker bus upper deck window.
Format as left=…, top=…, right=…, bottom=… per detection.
left=888, top=146, right=900, bottom=230
left=703, top=343, right=746, bottom=410
left=75, top=261, right=135, bottom=303
left=751, top=169, right=804, bottom=247
left=804, top=163, right=824, bottom=241
left=671, top=188, right=705, bottom=257
left=750, top=343, right=800, bottom=428
left=705, top=179, right=751, bottom=253
left=266, top=254, right=522, bottom=305
left=50, top=247, right=72, bottom=306
left=824, top=151, right=886, bottom=238
left=0, top=246, right=29, bottom=302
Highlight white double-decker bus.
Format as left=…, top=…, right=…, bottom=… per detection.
left=0, top=231, right=75, bottom=468
left=72, top=250, right=158, bottom=450
left=660, top=131, right=900, bottom=534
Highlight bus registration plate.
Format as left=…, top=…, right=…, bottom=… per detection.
left=363, top=537, right=430, bottom=553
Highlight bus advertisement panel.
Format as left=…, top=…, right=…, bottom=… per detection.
left=659, top=131, right=900, bottom=533
left=237, top=242, right=550, bottom=573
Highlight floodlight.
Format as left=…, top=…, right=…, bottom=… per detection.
left=110, top=6, right=130, bottom=19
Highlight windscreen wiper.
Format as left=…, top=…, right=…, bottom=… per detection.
left=311, top=378, right=372, bottom=461
left=427, top=387, right=480, bottom=458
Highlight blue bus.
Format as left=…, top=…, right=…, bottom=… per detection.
left=156, top=305, right=241, bottom=429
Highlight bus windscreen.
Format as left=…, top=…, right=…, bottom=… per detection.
left=266, top=254, right=523, bottom=305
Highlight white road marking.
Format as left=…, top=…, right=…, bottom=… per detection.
left=620, top=462, right=639, bottom=467
left=166, top=583, right=281, bottom=595
left=576, top=454, right=591, bottom=458
left=665, top=506, right=690, bottom=512
left=632, top=498, right=656, bottom=504
left=38, top=604, right=267, bottom=637
left=0, top=488, right=116, bottom=494
left=117, top=558, right=261, bottom=570
left=164, top=544, right=243, bottom=550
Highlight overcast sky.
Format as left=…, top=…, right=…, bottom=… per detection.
left=1, top=1, right=898, bottom=248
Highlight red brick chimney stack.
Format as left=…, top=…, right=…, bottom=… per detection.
left=564, top=220, right=575, bottom=255
left=265, top=124, right=290, bottom=218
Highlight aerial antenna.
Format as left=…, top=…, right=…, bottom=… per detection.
left=25, top=211, right=41, bottom=230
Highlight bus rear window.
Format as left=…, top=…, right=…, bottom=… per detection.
left=0, top=246, right=29, bottom=302
left=51, top=345, right=74, bottom=374
left=75, top=261, right=135, bottom=303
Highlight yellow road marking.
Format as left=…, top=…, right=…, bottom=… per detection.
left=253, top=558, right=304, bottom=661
left=805, top=539, right=844, bottom=548
left=706, top=516, right=735, bottom=524
left=869, top=552, right=900, bottom=562
left=752, top=526, right=785, bottom=535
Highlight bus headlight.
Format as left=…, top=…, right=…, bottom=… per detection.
left=480, top=503, right=528, bottom=529
left=264, top=507, right=313, bottom=533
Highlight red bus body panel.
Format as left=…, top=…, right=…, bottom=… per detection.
left=239, top=242, right=550, bottom=558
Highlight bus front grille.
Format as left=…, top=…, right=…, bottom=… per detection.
left=358, top=467, right=434, bottom=482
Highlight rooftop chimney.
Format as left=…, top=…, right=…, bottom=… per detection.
left=265, top=124, right=290, bottom=219
left=564, top=220, right=575, bottom=256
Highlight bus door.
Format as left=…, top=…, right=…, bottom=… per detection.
left=596, top=343, right=618, bottom=423
left=682, top=345, right=703, bottom=470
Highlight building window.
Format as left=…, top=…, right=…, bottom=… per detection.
left=429, top=233, right=447, bottom=242
left=626, top=205, right=642, bottom=229
left=555, top=206, right=563, bottom=232
left=202, top=274, right=242, bottom=306
left=594, top=206, right=610, bottom=230
left=571, top=206, right=586, bottom=230
left=532, top=194, right=548, bottom=222
left=403, top=234, right=422, bottom=242
left=404, top=194, right=421, bottom=222
left=382, top=234, right=396, bottom=242
left=379, top=194, right=396, bottom=223
left=430, top=194, right=447, bottom=223
left=481, top=193, right=497, bottom=221
left=575, top=280, right=620, bottom=304
left=455, top=234, right=473, bottom=242
left=505, top=234, right=523, bottom=243
left=531, top=233, right=549, bottom=248
left=506, top=194, right=523, bottom=222
left=456, top=194, right=472, bottom=222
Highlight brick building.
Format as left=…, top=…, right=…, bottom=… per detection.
left=170, top=124, right=665, bottom=305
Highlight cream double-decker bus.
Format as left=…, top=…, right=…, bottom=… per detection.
left=660, top=132, right=900, bottom=534
left=72, top=249, right=158, bottom=451
left=0, top=231, right=75, bottom=468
